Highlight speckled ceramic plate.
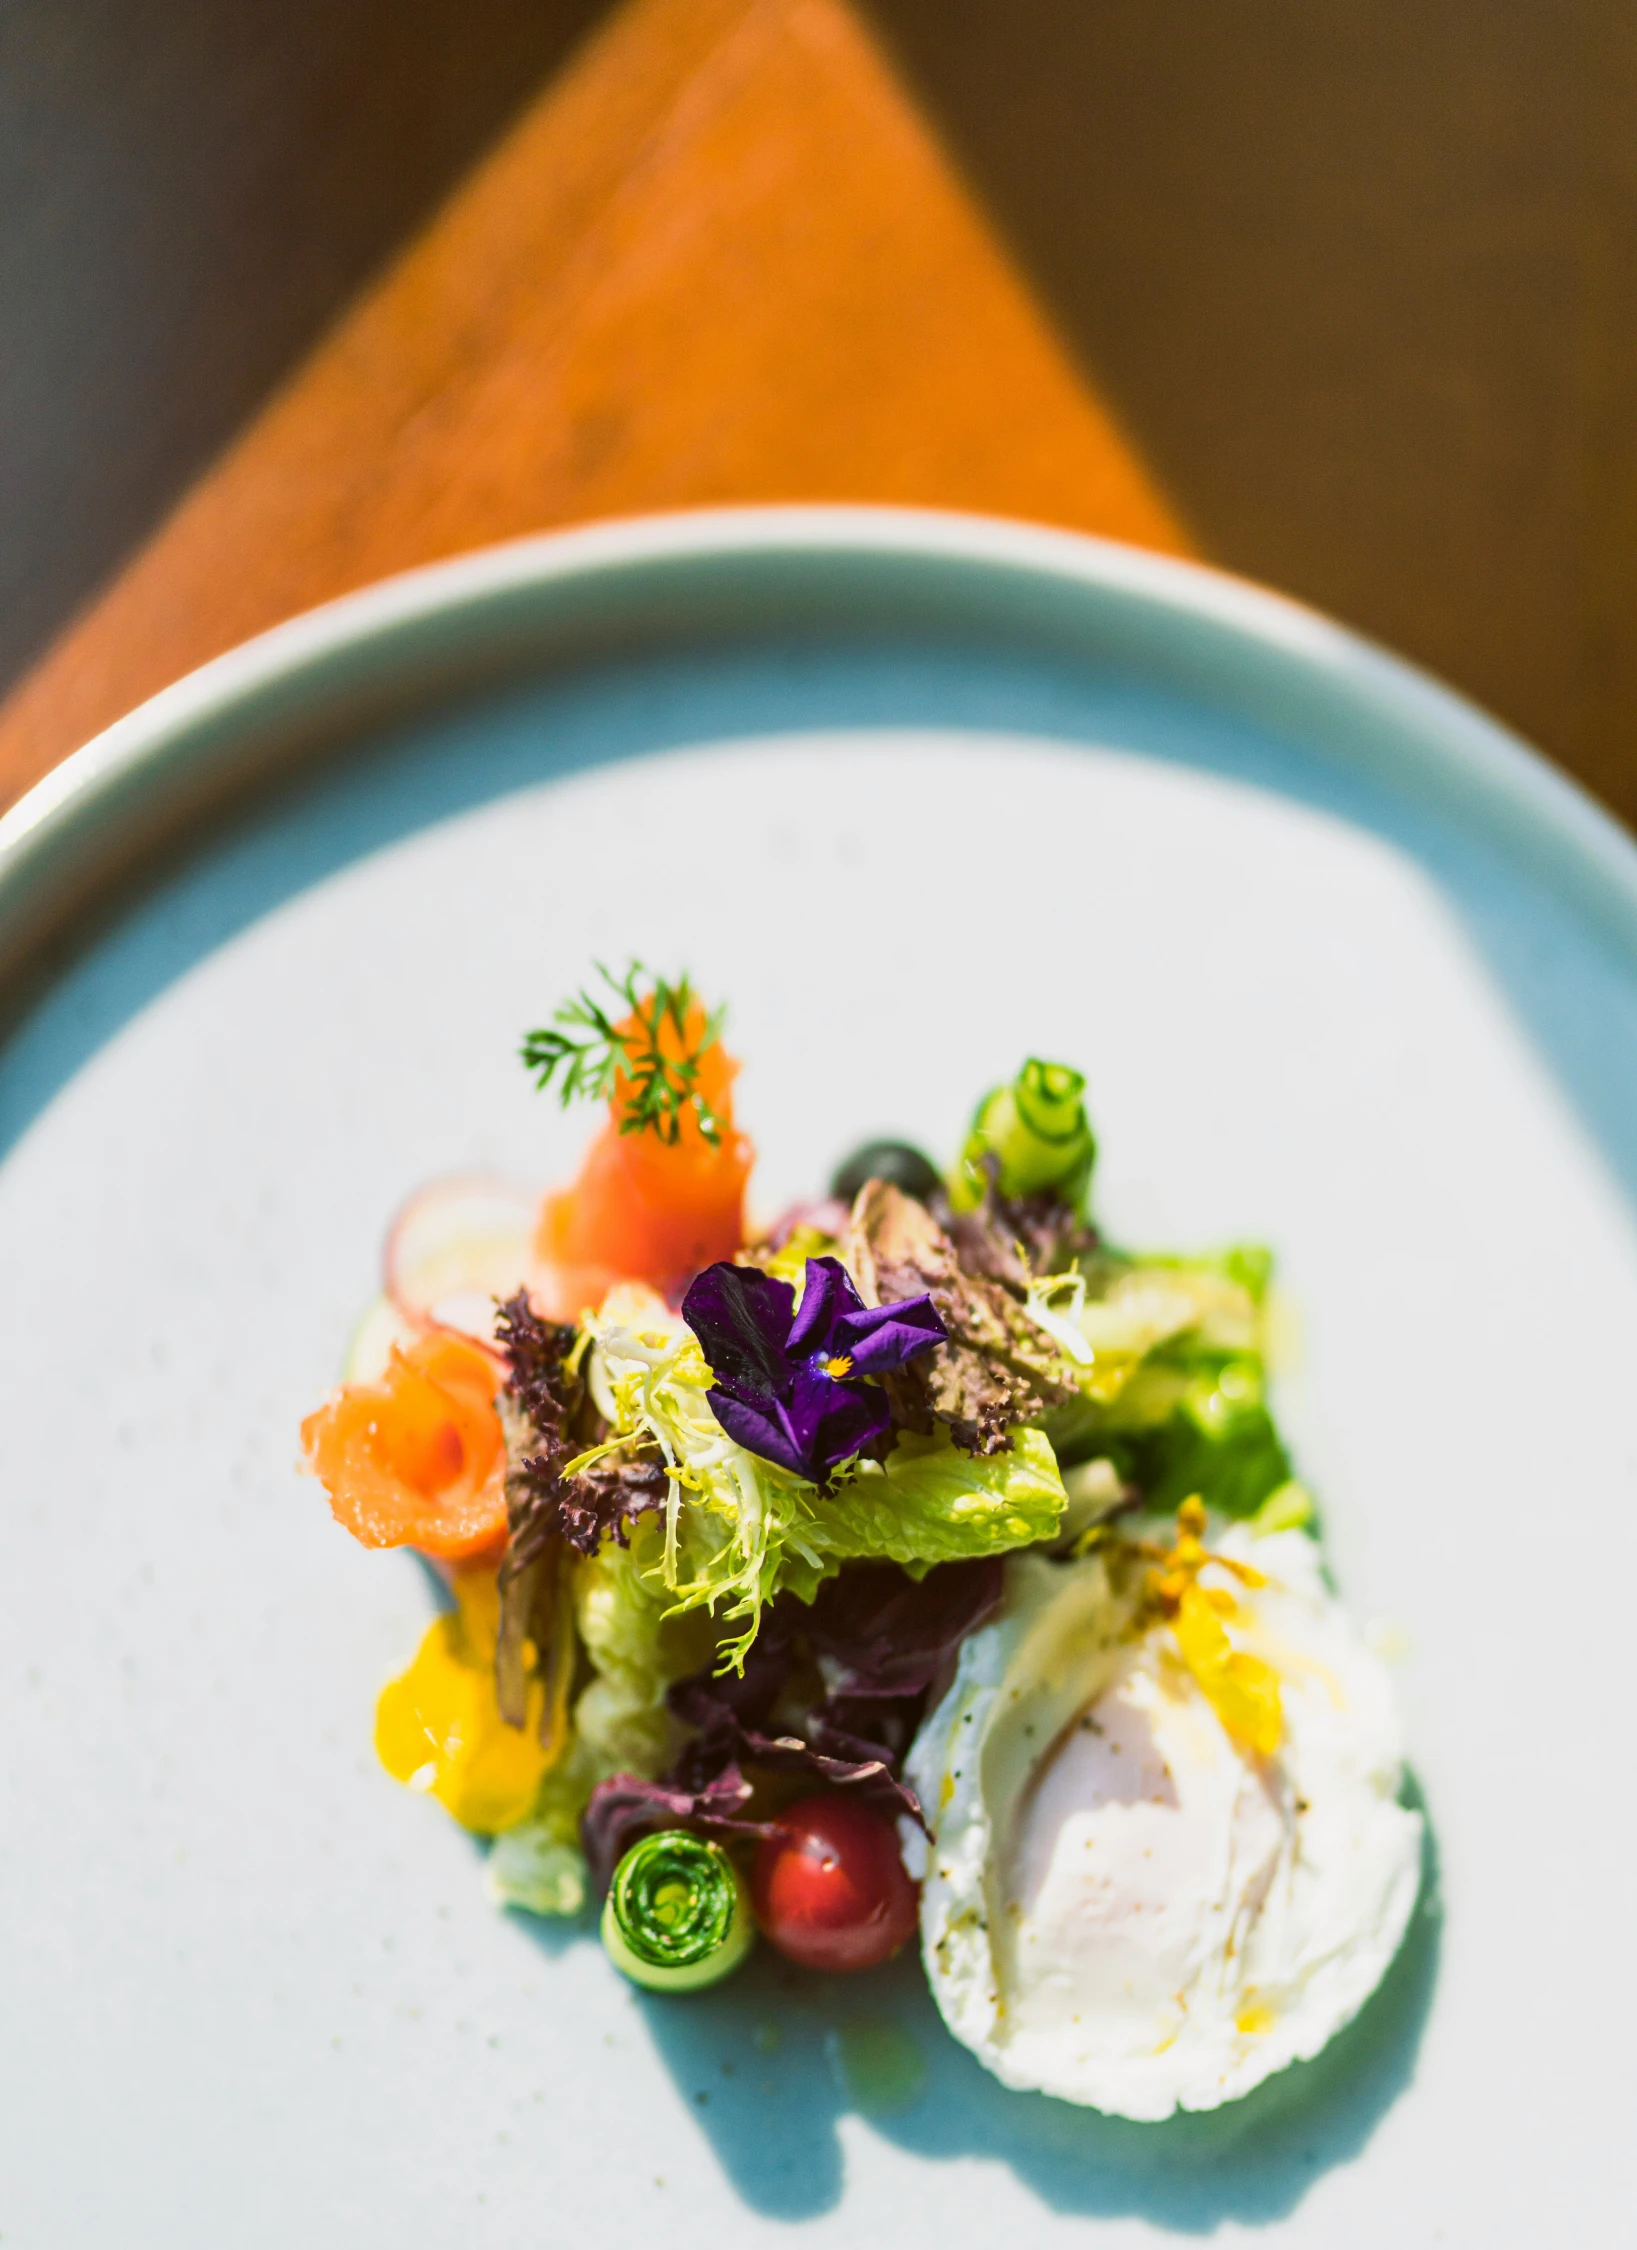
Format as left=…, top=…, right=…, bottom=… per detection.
left=2, top=509, right=1633, bottom=2247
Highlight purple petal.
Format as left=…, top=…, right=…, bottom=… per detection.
left=786, top=1255, right=865, bottom=1357
left=681, top=1262, right=794, bottom=1399
left=787, top=1362, right=891, bottom=1475
left=830, top=1290, right=947, bottom=1374
left=705, top=1382, right=819, bottom=1481
left=706, top=1364, right=892, bottom=1482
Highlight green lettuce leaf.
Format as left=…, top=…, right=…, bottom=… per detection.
left=1035, top=1247, right=1293, bottom=1520
left=1120, top=1348, right=1293, bottom=1519
left=485, top=1750, right=593, bottom=1918
left=572, top=1524, right=717, bottom=1772
left=812, top=1427, right=1068, bottom=1578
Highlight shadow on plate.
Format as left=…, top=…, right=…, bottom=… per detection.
left=505, top=1784, right=1440, bottom=2232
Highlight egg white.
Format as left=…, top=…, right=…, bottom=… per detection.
left=902, top=1531, right=1422, bottom=2120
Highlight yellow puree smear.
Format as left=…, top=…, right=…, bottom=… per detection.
left=1152, top=1499, right=1283, bottom=1760
left=375, top=1570, right=549, bottom=1832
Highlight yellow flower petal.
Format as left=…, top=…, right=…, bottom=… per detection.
left=1172, top=1583, right=1283, bottom=1758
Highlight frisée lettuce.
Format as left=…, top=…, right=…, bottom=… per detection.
left=585, top=1292, right=1066, bottom=1664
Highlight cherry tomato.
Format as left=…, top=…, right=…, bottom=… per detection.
left=751, top=1793, right=919, bottom=1972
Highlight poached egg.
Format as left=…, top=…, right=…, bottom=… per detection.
left=902, top=1528, right=1421, bottom=2119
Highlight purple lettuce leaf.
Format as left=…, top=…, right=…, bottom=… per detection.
left=580, top=1765, right=775, bottom=1897
left=939, top=1168, right=1102, bottom=1295
left=668, top=1674, right=926, bottom=1832
left=578, top=1559, right=1002, bottom=1888
left=495, top=1291, right=668, bottom=1561
left=846, top=1181, right=1077, bottom=1455
left=802, top=1554, right=1005, bottom=1699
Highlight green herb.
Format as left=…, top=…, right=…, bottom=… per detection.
left=520, top=961, right=727, bottom=1145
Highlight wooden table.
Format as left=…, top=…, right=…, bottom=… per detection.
left=0, top=0, right=1186, bottom=811
left=4, top=0, right=1633, bottom=823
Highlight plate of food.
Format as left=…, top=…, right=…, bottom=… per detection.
left=2, top=508, right=1633, bottom=2247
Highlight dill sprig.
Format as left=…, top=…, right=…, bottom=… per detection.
left=521, top=961, right=727, bottom=1146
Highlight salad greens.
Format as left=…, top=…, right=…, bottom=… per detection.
left=504, top=1055, right=1297, bottom=1908
left=310, top=1023, right=1313, bottom=1927
left=1029, top=1253, right=1294, bottom=1521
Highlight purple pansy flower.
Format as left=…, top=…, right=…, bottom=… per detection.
left=680, top=1255, right=946, bottom=1485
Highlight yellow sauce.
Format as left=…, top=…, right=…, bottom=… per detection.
left=374, top=1569, right=549, bottom=1833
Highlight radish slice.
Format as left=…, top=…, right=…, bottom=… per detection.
left=342, top=1293, right=420, bottom=1384
left=384, top=1175, right=539, bottom=1345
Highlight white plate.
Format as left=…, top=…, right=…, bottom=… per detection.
left=2, top=509, right=1632, bottom=2246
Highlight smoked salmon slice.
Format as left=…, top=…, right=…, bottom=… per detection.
left=536, top=999, right=752, bottom=1293
left=301, top=1330, right=508, bottom=1561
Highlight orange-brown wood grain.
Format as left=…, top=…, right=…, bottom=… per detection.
left=0, top=0, right=1188, bottom=809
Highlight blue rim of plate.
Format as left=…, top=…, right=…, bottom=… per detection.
left=2, top=503, right=1634, bottom=1005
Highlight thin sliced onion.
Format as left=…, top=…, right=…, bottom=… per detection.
left=384, top=1174, right=540, bottom=1345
